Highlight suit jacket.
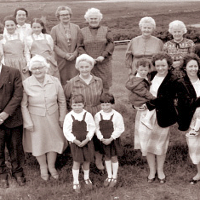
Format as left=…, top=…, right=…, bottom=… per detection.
left=21, top=74, right=66, bottom=129
left=146, top=71, right=178, bottom=128
left=0, top=65, right=23, bottom=128
left=176, top=74, right=200, bottom=131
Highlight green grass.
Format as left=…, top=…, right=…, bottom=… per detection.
left=1, top=46, right=200, bottom=200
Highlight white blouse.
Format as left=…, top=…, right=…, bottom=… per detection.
left=150, top=75, right=165, bottom=97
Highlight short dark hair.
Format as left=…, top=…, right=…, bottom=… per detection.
left=31, top=18, right=46, bottom=34
left=70, top=94, right=85, bottom=105
left=181, top=53, right=200, bottom=72
left=100, top=93, right=115, bottom=104
left=3, top=15, right=17, bottom=25
left=14, top=8, right=28, bottom=18
left=152, top=52, right=173, bottom=70
left=136, top=58, right=151, bottom=69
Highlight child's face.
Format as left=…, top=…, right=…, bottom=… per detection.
left=137, top=65, right=150, bottom=78
left=71, top=102, right=84, bottom=113
left=32, top=22, right=43, bottom=35
left=101, top=103, right=112, bottom=113
left=5, top=20, right=16, bottom=35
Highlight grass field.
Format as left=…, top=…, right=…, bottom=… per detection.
left=0, top=46, right=200, bottom=200
left=1, top=1, right=200, bottom=199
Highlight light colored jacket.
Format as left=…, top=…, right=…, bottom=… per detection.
left=21, top=74, right=66, bottom=128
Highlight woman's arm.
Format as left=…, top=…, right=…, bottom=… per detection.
left=77, top=30, right=87, bottom=55
left=125, top=40, right=134, bottom=74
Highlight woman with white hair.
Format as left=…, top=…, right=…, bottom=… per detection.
left=125, top=17, right=163, bottom=76
left=163, top=20, right=195, bottom=77
left=64, top=54, right=104, bottom=170
left=21, top=55, right=67, bottom=181
left=51, top=6, right=80, bottom=86
left=78, top=8, right=114, bottom=92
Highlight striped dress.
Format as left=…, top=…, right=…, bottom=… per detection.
left=134, top=75, right=170, bottom=156
left=186, top=79, right=200, bottom=164
left=64, top=75, right=103, bottom=116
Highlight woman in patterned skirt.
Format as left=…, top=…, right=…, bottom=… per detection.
left=163, top=20, right=195, bottom=78
left=78, top=8, right=114, bottom=92
left=176, top=53, right=200, bottom=185
left=134, top=52, right=177, bottom=183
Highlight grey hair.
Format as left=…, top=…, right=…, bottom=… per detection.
left=29, top=55, right=50, bottom=71
left=84, top=8, right=103, bottom=22
left=168, top=20, right=187, bottom=34
left=55, top=6, right=72, bottom=19
left=139, top=16, right=156, bottom=30
left=75, top=54, right=95, bottom=69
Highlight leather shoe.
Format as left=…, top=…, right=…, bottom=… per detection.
left=15, top=176, right=26, bottom=186
left=190, top=179, right=200, bottom=185
left=0, top=179, right=9, bottom=189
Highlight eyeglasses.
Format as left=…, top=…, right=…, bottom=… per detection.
left=31, top=66, right=45, bottom=71
left=59, top=14, right=70, bottom=17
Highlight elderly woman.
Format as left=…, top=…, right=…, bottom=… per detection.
left=134, top=52, right=177, bottom=183
left=51, top=6, right=80, bottom=86
left=3, top=8, right=32, bottom=40
left=2, top=16, right=30, bottom=80
left=21, top=55, right=67, bottom=181
left=176, top=53, right=200, bottom=184
left=163, top=20, right=195, bottom=78
left=78, top=8, right=114, bottom=92
left=125, top=17, right=163, bottom=76
left=64, top=54, right=104, bottom=170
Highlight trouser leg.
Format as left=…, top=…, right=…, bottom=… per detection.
left=0, top=127, right=7, bottom=179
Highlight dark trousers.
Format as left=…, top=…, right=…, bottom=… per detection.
left=0, top=125, right=24, bottom=179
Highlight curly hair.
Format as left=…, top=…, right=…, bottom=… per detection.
left=152, top=52, right=173, bottom=70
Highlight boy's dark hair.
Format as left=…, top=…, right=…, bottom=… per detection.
left=70, top=94, right=85, bottom=105
left=14, top=8, right=28, bottom=17
left=136, top=58, right=151, bottom=69
left=3, top=15, right=17, bottom=25
left=100, top=93, right=115, bottom=104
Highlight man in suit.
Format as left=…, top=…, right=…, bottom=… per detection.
left=0, top=47, right=25, bottom=188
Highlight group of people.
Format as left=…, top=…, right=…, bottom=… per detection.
left=0, top=4, right=200, bottom=194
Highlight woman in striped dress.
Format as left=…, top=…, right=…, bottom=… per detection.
left=64, top=54, right=104, bottom=170
left=134, top=52, right=177, bottom=183
left=176, top=53, right=200, bottom=185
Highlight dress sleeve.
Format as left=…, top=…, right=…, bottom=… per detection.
left=21, top=86, right=34, bottom=129
left=64, top=80, right=73, bottom=111
left=125, top=40, right=134, bottom=69
left=102, top=28, right=114, bottom=58
left=188, top=40, right=195, bottom=53
left=56, top=78, right=67, bottom=122
left=63, top=114, right=76, bottom=142
left=111, top=112, right=125, bottom=139
left=77, top=30, right=87, bottom=55
left=86, top=112, right=96, bottom=140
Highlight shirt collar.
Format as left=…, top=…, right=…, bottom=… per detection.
left=17, top=24, right=26, bottom=28
left=136, top=73, right=148, bottom=80
left=33, top=33, right=43, bottom=38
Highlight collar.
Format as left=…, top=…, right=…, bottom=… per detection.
left=89, top=25, right=100, bottom=29
left=32, top=33, right=43, bottom=38
left=17, top=24, right=26, bottom=28
left=29, top=74, right=54, bottom=86
left=74, top=74, right=99, bottom=83
left=173, top=38, right=184, bottom=44
left=136, top=73, right=148, bottom=80
left=6, top=31, right=18, bottom=37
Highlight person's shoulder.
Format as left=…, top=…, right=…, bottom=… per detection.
left=151, top=35, right=162, bottom=42
left=131, top=35, right=142, bottom=41
left=93, top=75, right=102, bottom=81
left=113, top=109, right=123, bottom=117
left=70, top=23, right=80, bottom=28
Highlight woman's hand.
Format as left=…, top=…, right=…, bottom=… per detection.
left=73, top=139, right=81, bottom=146
left=102, top=137, right=113, bottom=145
left=26, top=126, right=34, bottom=132
left=68, top=54, right=75, bottom=61
left=78, top=137, right=89, bottom=147
left=96, top=56, right=104, bottom=63
left=65, top=53, right=72, bottom=61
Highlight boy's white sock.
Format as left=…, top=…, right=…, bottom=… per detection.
left=83, top=169, right=89, bottom=180
left=112, top=161, right=119, bottom=179
left=105, top=160, right=112, bottom=178
left=72, top=169, right=79, bottom=184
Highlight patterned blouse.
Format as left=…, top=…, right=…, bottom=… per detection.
left=163, top=38, right=195, bottom=61
left=64, top=75, right=103, bottom=116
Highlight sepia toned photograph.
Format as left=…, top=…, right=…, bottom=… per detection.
left=0, top=0, right=200, bottom=199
